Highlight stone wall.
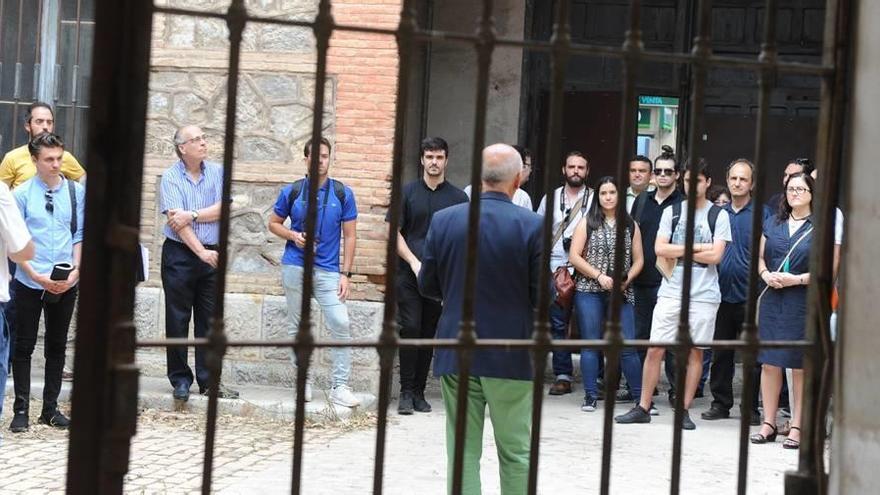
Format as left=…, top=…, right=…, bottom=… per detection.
left=135, top=0, right=402, bottom=390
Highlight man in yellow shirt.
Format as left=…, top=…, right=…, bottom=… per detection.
left=0, top=102, right=86, bottom=189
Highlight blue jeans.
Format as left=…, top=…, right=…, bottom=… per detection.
left=575, top=291, right=642, bottom=399
left=0, top=306, right=7, bottom=421
left=282, top=265, right=351, bottom=387
left=549, top=285, right=573, bottom=380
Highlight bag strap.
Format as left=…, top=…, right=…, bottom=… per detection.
left=758, top=225, right=814, bottom=301
left=708, top=204, right=721, bottom=237
left=288, top=178, right=346, bottom=209
left=551, top=190, right=587, bottom=248
left=68, top=179, right=77, bottom=235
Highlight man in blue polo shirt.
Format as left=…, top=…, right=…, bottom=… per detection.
left=702, top=158, right=765, bottom=424
left=268, top=137, right=360, bottom=408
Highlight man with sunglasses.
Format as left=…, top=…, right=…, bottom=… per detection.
left=159, top=125, right=238, bottom=402
left=628, top=150, right=684, bottom=412
left=7, top=133, right=84, bottom=433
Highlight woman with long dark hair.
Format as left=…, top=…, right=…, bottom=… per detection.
left=569, top=177, right=644, bottom=412
left=750, top=172, right=840, bottom=449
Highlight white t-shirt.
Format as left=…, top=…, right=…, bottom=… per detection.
left=537, top=186, right=595, bottom=272
left=463, top=185, right=533, bottom=210
left=656, top=200, right=732, bottom=304
left=0, top=182, right=32, bottom=302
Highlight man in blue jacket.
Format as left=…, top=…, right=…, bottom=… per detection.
left=419, top=143, right=543, bottom=495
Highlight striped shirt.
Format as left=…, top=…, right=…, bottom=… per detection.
left=159, top=160, right=223, bottom=245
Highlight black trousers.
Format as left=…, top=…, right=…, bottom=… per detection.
left=709, top=302, right=765, bottom=413
left=12, top=280, right=78, bottom=415
left=396, top=270, right=441, bottom=394
left=161, top=239, right=217, bottom=390
left=633, top=284, right=676, bottom=391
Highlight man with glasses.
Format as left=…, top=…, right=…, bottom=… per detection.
left=8, top=133, right=83, bottom=433
left=628, top=150, right=684, bottom=412
left=159, top=125, right=238, bottom=402
left=536, top=151, right=594, bottom=396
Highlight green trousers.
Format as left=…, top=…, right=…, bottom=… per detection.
left=440, top=374, right=532, bottom=495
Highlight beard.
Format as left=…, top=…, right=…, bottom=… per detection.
left=565, top=174, right=585, bottom=188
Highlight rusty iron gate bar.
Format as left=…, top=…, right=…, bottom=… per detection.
left=67, top=0, right=851, bottom=494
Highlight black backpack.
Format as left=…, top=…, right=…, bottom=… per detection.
left=287, top=178, right=346, bottom=209
left=670, top=201, right=721, bottom=239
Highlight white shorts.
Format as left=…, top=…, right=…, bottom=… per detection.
left=650, top=297, right=719, bottom=348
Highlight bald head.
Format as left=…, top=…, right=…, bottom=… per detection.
left=481, top=143, right=523, bottom=194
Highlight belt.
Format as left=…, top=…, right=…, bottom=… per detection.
left=165, top=238, right=220, bottom=251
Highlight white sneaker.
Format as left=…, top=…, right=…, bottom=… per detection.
left=329, top=385, right=360, bottom=407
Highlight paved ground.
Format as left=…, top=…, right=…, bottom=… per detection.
left=0, top=386, right=801, bottom=494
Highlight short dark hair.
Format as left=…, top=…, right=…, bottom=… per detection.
left=564, top=150, right=589, bottom=166
left=420, top=137, right=449, bottom=158
left=28, top=132, right=65, bottom=157
left=653, top=145, right=678, bottom=171
left=683, top=157, right=711, bottom=181
left=304, top=136, right=332, bottom=157
left=630, top=155, right=652, bottom=168
left=707, top=184, right=730, bottom=203
left=25, top=101, right=54, bottom=124
left=726, top=158, right=755, bottom=177
left=787, top=157, right=815, bottom=176
left=512, top=145, right=532, bottom=164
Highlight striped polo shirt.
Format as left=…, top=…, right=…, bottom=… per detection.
left=159, top=160, right=223, bottom=245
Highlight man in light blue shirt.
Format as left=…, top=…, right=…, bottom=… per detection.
left=9, top=133, right=84, bottom=433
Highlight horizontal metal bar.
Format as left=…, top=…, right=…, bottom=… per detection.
left=136, top=338, right=813, bottom=350
left=150, top=6, right=832, bottom=77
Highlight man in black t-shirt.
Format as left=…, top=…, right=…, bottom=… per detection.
left=630, top=153, right=683, bottom=411
left=387, top=137, right=468, bottom=415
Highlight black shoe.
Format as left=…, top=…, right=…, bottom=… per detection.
left=750, top=421, right=779, bottom=444
left=580, top=394, right=598, bottom=412
left=397, top=390, right=414, bottom=415
left=38, top=411, right=70, bottom=429
left=667, top=389, right=677, bottom=407
left=413, top=392, right=432, bottom=413
left=615, top=405, right=651, bottom=424
left=616, top=389, right=634, bottom=403
left=701, top=406, right=730, bottom=421
left=9, top=412, right=29, bottom=433
left=172, top=382, right=190, bottom=401
left=681, top=410, right=696, bottom=430
left=548, top=379, right=572, bottom=396
left=200, top=383, right=240, bottom=399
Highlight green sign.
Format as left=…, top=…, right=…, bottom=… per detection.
left=639, top=95, right=679, bottom=107
left=661, top=106, right=676, bottom=131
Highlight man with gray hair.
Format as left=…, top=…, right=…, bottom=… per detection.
left=158, top=125, right=237, bottom=401
left=419, top=143, right=543, bottom=493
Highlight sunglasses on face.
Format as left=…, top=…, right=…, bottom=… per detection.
left=45, top=190, right=54, bottom=214
left=653, top=168, right=675, bottom=176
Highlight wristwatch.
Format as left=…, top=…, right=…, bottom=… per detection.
left=341, top=271, right=353, bottom=278
left=191, top=210, right=199, bottom=222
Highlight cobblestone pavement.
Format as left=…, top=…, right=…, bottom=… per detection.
left=0, top=393, right=804, bottom=494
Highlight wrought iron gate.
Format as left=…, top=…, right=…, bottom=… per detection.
left=66, top=0, right=850, bottom=493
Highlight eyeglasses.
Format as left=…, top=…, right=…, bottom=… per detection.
left=786, top=186, right=811, bottom=195
left=45, top=190, right=54, bottom=214
left=653, top=168, right=675, bottom=176
left=181, top=134, right=209, bottom=145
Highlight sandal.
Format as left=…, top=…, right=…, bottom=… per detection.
left=783, top=426, right=801, bottom=449
left=750, top=421, right=779, bottom=444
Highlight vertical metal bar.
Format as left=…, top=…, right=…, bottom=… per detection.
left=54, top=63, right=62, bottom=104
left=33, top=63, right=41, bottom=100
left=786, top=0, right=849, bottom=493
left=10, top=0, right=25, bottom=146
left=737, top=1, right=779, bottom=494
left=671, top=1, right=712, bottom=493
left=290, top=1, right=333, bottom=493
left=68, top=0, right=84, bottom=151
left=13, top=62, right=22, bottom=98
left=601, top=2, right=642, bottom=493
left=200, top=1, right=247, bottom=493
left=451, top=1, right=495, bottom=493
left=527, top=1, right=571, bottom=492
left=66, top=0, right=154, bottom=491
left=371, top=2, right=416, bottom=493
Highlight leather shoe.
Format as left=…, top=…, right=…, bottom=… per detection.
left=413, top=392, right=432, bottom=413
left=173, top=382, right=190, bottom=401
left=701, top=407, right=730, bottom=421
left=548, top=380, right=572, bottom=396
left=398, top=390, right=414, bottom=415
left=9, top=412, right=29, bottom=433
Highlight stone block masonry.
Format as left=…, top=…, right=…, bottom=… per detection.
left=138, top=1, right=402, bottom=390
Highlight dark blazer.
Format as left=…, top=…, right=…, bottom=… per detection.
left=418, top=191, right=543, bottom=381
